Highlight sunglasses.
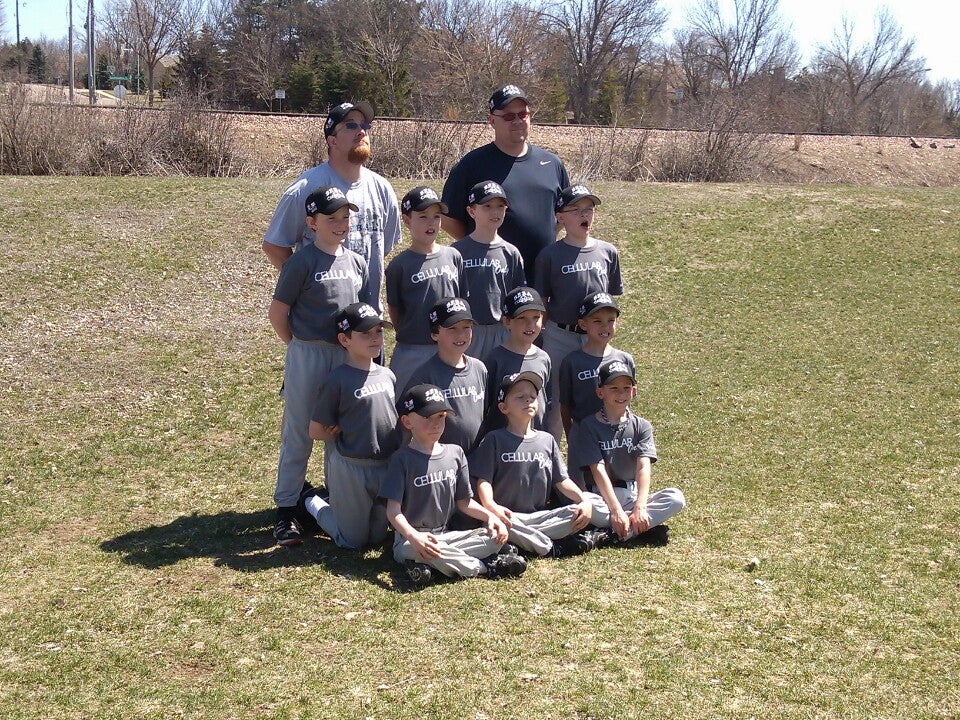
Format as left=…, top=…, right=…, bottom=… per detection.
left=340, top=120, right=372, bottom=131
left=492, top=110, right=531, bottom=122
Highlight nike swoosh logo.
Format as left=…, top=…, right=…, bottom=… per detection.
left=540, top=160, right=551, bottom=165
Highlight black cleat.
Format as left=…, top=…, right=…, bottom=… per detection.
left=273, top=510, right=303, bottom=547
left=403, top=560, right=434, bottom=586
left=483, top=551, right=527, bottom=579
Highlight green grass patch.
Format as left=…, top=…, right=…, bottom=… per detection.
left=1, top=178, right=958, bottom=719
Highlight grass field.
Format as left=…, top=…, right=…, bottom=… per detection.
left=1, top=177, right=958, bottom=719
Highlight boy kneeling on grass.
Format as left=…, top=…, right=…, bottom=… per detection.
left=568, top=360, right=686, bottom=546
left=471, top=371, right=602, bottom=558
left=379, top=384, right=528, bottom=586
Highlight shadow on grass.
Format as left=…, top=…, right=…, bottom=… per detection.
left=100, top=509, right=405, bottom=590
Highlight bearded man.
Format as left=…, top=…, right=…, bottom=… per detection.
left=262, top=101, right=400, bottom=313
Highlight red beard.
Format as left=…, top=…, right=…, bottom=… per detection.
left=348, top=142, right=372, bottom=165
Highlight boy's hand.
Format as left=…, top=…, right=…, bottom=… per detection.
left=490, top=503, right=513, bottom=529
left=611, top=509, right=631, bottom=540
left=629, top=507, right=652, bottom=535
left=411, top=531, right=442, bottom=560
left=486, top=515, right=509, bottom=544
left=571, top=500, right=592, bottom=532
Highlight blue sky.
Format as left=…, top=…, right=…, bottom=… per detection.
left=7, top=0, right=959, bottom=83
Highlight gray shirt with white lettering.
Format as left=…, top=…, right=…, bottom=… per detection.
left=404, top=354, right=487, bottom=453
left=273, top=244, right=370, bottom=342
left=559, top=347, right=635, bottom=422
left=469, top=429, right=568, bottom=513
left=380, top=444, right=472, bottom=533
left=385, top=246, right=465, bottom=344
left=312, top=363, right=400, bottom=461
left=451, top=235, right=527, bottom=325
left=533, top=239, right=623, bottom=325
left=568, top=411, right=657, bottom=488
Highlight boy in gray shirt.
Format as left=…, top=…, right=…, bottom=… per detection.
left=534, top=184, right=623, bottom=442
left=387, top=186, right=466, bottom=393
left=452, top=181, right=527, bottom=361
left=269, top=187, right=371, bottom=546
left=380, top=384, right=527, bottom=585
left=301, top=303, right=399, bottom=550
left=471, top=372, right=602, bottom=557
left=403, top=298, right=487, bottom=454
left=568, top=360, right=686, bottom=546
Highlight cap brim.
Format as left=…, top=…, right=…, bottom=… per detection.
left=600, top=371, right=635, bottom=386
left=352, top=101, right=375, bottom=122
left=507, top=371, right=543, bottom=394
left=582, top=302, right=620, bottom=316
left=507, top=302, right=545, bottom=317
left=438, top=312, right=474, bottom=327
left=492, top=93, right=528, bottom=111
left=409, top=201, right=449, bottom=214
left=416, top=401, right=456, bottom=417
left=353, top=317, right=394, bottom=331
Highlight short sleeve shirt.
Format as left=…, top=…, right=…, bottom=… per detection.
left=380, top=444, right=472, bottom=533
left=533, top=239, right=623, bottom=325
left=385, top=246, right=465, bottom=344
left=312, top=363, right=400, bottom=461
left=262, top=163, right=400, bottom=313
left=568, top=412, right=658, bottom=487
left=404, top=354, right=488, bottom=453
left=559, top=348, right=635, bottom=423
left=469, top=429, right=568, bottom=513
left=451, top=236, right=527, bottom=325
left=441, top=143, right=569, bottom=280
left=482, top=344, right=552, bottom=432
left=273, top=244, right=370, bottom=342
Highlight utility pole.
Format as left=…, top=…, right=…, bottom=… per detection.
left=16, top=0, right=22, bottom=75
left=69, top=0, right=75, bottom=102
left=86, top=0, right=96, bottom=104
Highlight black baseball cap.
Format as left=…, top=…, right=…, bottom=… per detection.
left=467, top=181, right=508, bottom=206
left=489, top=84, right=528, bottom=112
left=323, top=101, right=375, bottom=137
left=504, top=287, right=545, bottom=318
left=398, top=384, right=456, bottom=417
left=598, top=359, right=635, bottom=387
left=577, top=292, right=620, bottom=319
left=556, top=184, right=602, bottom=211
left=335, top=302, right=393, bottom=333
left=429, top=297, right=473, bottom=329
left=497, top=371, right=544, bottom=402
left=401, top=185, right=448, bottom=214
left=305, top=185, right=359, bottom=216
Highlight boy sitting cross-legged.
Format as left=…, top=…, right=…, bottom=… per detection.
left=568, top=360, right=686, bottom=546
left=380, top=384, right=528, bottom=586
left=470, top=372, right=603, bottom=558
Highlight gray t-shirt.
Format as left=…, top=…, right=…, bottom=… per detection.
left=312, top=363, right=400, bottom=461
left=380, top=444, right=472, bottom=533
left=482, top=344, right=552, bottom=432
left=451, top=236, right=527, bottom=325
left=469, top=429, right=568, bottom=513
left=273, top=244, right=370, bottom=342
left=559, top=347, right=635, bottom=423
left=385, top=246, right=466, bottom=344
left=568, top=411, right=657, bottom=490
left=533, top=239, right=624, bottom=325
left=404, top=354, right=487, bottom=453
left=262, top=163, right=400, bottom=314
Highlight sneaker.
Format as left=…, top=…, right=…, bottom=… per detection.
left=499, top=543, right=520, bottom=556
left=552, top=529, right=603, bottom=558
left=403, top=560, right=433, bottom=586
left=294, top=483, right=322, bottom=533
left=632, top=524, right=670, bottom=547
left=273, top=510, right=303, bottom=547
left=483, top=551, right=527, bottom=579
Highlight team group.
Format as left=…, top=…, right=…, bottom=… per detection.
left=261, top=85, right=685, bottom=585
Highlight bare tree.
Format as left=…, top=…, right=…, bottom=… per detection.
left=812, top=8, right=927, bottom=133
left=102, top=0, right=202, bottom=106
left=416, top=0, right=544, bottom=118
left=682, top=0, right=798, bottom=91
left=542, top=0, right=667, bottom=123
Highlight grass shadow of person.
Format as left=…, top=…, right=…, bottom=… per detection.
left=100, top=508, right=399, bottom=587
